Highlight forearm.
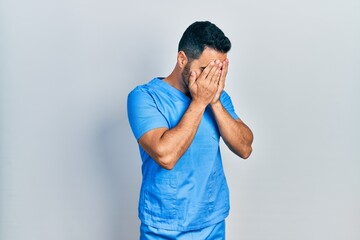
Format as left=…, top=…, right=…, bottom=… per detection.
left=211, top=101, right=253, bottom=159
left=146, top=101, right=206, bottom=169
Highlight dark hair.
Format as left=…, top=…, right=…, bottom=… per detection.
left=178, top=21, right=231, bottom=61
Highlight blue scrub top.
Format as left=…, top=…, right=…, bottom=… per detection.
left=127, top=78, right=239, bottom=231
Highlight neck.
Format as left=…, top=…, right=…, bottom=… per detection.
left=164, top=66, right=189, bottom=95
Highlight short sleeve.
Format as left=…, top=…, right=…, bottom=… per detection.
left=127, top=87, right=169, bottom=140
left=220, top=91, right=240, bottom=120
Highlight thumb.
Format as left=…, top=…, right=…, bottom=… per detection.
left=188, top=71, right=196, bottom=86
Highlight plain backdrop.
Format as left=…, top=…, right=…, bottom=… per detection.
left=1, top=0, right=359, bottom=239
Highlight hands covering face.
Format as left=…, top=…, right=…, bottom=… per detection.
left=188, top=59, right=229, bottom=106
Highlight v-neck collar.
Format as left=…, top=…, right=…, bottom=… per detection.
left=153, top=77, right=191, bottom=102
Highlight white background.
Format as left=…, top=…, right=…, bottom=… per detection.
left=1, top=0, right=359, bottom=239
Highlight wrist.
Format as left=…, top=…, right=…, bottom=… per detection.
left=210, top=100, right=222, bottom=108
left=190, top=99, right=208, bottom=110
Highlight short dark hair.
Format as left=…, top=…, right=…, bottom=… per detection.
left=178, top=21, right=231, bottom=61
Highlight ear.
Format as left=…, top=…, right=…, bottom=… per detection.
left=177, top=51, right=188, bottom=69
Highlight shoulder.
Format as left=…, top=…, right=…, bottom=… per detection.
left=127, top=78, right=159, bottom=101
left=220, top=90, right=232, bottom=102
left=219, top=90, right=239, bottom=119
left=128, top=78, right=157, bottom=94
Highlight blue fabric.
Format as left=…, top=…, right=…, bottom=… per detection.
left=127, top=78, right=239, bottom=231
left=140, top=220, right=225, bottom=240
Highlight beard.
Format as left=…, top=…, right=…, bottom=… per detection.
left=181, top=62, right=191, bottom=89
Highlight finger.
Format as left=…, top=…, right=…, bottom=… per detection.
left=219, top=59, right=228, bottom=84
left=207, top=61, right=221, bottom=84
left=199, top=61, right=215, bottom=80
left=211, top=62, right=222, bottom=84
left=188, top=71, right=196, bottom=86
left=221, top=59, right=229, bottom=78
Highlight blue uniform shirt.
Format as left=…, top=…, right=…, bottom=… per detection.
left=127, top=78, right=239, bottom=231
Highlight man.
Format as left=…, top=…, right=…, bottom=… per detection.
left=127, top=21, right=253, bottom=239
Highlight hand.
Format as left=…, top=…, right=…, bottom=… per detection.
left=211, top=59, right=229, bottom=105
left=188, top=60, right=222, bottom=107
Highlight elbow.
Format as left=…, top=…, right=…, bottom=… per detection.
left=162, top=163, right=175, bottom=171
left=240, top=145, right=252, bottom=159
left=157, top=156, right=176, bottom=170
left=227, top=141, right=253, bottom=160
left=153, top=147, right=177, bottom=170
left=139, top=136, right=179, bottom=170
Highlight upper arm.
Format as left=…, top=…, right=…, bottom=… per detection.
left=127, top=87, right=169, bottom=141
